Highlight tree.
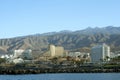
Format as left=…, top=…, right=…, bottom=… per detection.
left=105, top=56, right=110, bottom=61
left=0, top=58, right=6, bottom=63
left=51, top=57, right=58, bottom=64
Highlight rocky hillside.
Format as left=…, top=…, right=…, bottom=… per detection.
left=0, top=26, right=120, bottom=54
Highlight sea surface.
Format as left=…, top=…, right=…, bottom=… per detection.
left=0, top=73, right=120, bottom=80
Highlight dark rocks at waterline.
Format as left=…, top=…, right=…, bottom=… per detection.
left=0, top=68, right=120, bottom=74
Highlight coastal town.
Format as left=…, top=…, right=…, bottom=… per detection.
left=0, top=43, right=120, bottom=74
left=0, top=0, right=120, bottom=79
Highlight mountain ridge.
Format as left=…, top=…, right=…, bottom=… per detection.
left=0, top=26, right=120, bottom=54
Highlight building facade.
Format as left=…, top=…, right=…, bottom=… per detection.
left=68, top=52, right=90, bottom=58
left=50, top=44, right=64, bottom=57
left=13, top=49, right=33, bottom=60
left=91, top=43, right=110, bottom=62
left=50, top=45, right=56, bottom=57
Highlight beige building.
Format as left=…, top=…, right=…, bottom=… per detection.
left=50, top=45, right=56, bottom=56
left=43, top=44, right=65, bottom=58
left=50, top=44, right=64, bottom=57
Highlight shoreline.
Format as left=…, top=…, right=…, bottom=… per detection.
left=0, top=62, right=120, bottom=75
left=0, top=68, right=120, bottom=75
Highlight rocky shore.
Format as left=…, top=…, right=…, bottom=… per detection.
left=0, top=66, right=120, bottom=74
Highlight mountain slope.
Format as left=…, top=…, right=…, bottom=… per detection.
left=0, top=26, right=120, bottom=54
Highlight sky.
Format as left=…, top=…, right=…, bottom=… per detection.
left=0, top=0, right=120, bottom=38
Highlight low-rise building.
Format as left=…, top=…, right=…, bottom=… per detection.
left=12, top=58, right=24, bottom=64
left=4, top=49, right=33, bottom=64
left=13, top=49, right=33, bottom=60
left=0, top=54, right=13, bottom=59
left=68, top=52, right=90, bottom=62
left=68, top=52, right=90, bottom=58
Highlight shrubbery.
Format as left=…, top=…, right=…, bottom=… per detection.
left=0, top=58, right=6, bottom=63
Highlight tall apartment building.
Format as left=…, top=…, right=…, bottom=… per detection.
left=91, top=43, right=110, bottom=62
left=50, top=44, right=64, bottom=57
left=50, top=45, right=56, bottom=57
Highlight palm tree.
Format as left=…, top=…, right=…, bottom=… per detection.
left=105, top=56, right=110, bottom=62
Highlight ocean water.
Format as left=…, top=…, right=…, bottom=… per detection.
left=0, top=73, right=120, bottom=80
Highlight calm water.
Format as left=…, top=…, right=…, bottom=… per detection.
left=0, top=73, right=120, bottom=80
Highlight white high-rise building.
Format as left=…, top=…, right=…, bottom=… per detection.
left=91, top=43, right=110, bottom=62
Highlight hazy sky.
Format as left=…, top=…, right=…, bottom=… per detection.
left=0, top=0, right=120, bottom=38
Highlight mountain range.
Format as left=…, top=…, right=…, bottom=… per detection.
left=0, top=26, right=120, bottom=55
